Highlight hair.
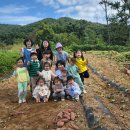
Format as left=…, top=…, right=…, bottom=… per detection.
left=36, top=77, right=45, bottom=85
left=16, top=57, right=24, bottom=63
left=67, top=76, right=74, bottom=82
left=30, top=52, right=37, bottom=57
left=70, top=57, right=76, bottom=63
left=56, top=60, right=66, bottom=68
left=73, top=50, right=84, bottom=61
left=53, top=76, right=62, bottom=85
left=62, top=69, right=67, bottom=74
left=23, top=38, right=33, bottom=47
left=44, top=62, right=51, bottom=67
left=42, top=50, right=52, bottom=55
left=41, top=40, right=51, bottom=50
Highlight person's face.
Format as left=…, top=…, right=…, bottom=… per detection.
left=43, top=41, right=48, bottom=48
left=31, top=54, right=37, bottom=60
left=38, top=79, right=44, bottom=86
left=56, top=47, right=62, bottom=53
left=44, top=64, right=50, bottom=71
left=76, top=51, right=82, bottom=58
left=70, top=60, right=75, bottom=65
left=45, top=54, right=51, bottom=59
left=62, top=71, right=67, bottom=77
left=58, top=64, right=64, bottom=70
left=17, top=60, right=23, bottom=67
left=26, top=40, right=32, bottom=48
left=54, top=79, right=61, bottom=85
left=68, top=79, right=74, bottom=85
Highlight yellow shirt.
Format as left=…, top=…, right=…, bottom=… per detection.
left=75, top=58, right=88, bottom=73
left=15, top=67, right=30, bottom=82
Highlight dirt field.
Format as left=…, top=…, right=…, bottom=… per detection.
left=0, top=52, right=130, bottom=130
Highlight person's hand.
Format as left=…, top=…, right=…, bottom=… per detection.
left=27, top=61, right=30, bottom=66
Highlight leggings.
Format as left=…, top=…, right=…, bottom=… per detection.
left=79, top=70, right=89, bottom=84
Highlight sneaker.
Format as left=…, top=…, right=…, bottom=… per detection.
left=19, top=99, right=22, bottom=104
left=61, top=99, right=65, bottom=101
left=75, top=97, right=79, bottom=101
left=22, top=99, right=26, bottom=103
left=54, top=99, right=57, bottom=102
left=83, top=89, right=87, bottom=93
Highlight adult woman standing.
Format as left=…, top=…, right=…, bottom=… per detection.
left=36, top=40, right=53, bottom=61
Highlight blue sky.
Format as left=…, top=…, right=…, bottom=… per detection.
left=0, top=0, right=115, bottom=25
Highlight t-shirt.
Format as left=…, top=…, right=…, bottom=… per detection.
left=14, top=67, right=29, bottom=82
left=75, top=58, right=88, bottom=73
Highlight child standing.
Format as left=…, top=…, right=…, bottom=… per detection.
left=33, top=77, right=50, bottom=103
left=74, top=50, right=89, bottom=84
left=27, top=51, right=41, bottom=93
left=38, top=62, right=56, bottom=89
left=67, top=58, right=86, bottom=93
left=13, top=58, right=30, bottom=104
left=41, top=50, right=53, bottom=69
left=67, top=76, right=81, bottom=101
left=21, top=38, right=35, bottom=67
left=52, top=77, right=65, bottom=101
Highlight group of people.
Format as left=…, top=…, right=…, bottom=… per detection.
left=13, top=38, right=89, bottom=104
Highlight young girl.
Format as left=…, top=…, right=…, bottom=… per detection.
left=67, top=58, right=86, bottom=93
left=54, top=42, right=70, bottom=68
left=21, top=38, right=35, bottom=67
left=13, top=58, right=30, bottom=104
left=74, top=50, right=89, bottom=84
left=52, top=77, right=65, bottom=101
left=33, top=77, right=50, bottom=103
left=41, top=50, right=53, bottom=69
left=67, top=76, right=81, bottom=101
left=36, top=40, right=53, bottom=61
left=38, top=62, right=56, bottom=89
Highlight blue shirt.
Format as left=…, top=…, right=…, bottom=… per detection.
left=67, top=82, right=81, bottom=97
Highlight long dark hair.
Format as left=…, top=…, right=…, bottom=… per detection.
left=73, top=50, right=84, bottom=61
left=41, top=40, right=51, bottom=50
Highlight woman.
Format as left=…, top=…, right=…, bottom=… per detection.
left=36, top=40, right=53, bottom=61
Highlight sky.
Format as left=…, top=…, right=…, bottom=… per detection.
left=0, top=0, right=116, bottom=25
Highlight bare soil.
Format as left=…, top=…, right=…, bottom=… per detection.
left=0, top=52, right=130, bottom=130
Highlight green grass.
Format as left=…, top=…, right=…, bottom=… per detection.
left=0, top=44, right=23, bottom=76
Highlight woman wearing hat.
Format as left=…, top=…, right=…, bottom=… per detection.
left=54, top=42, right=69, bottom=68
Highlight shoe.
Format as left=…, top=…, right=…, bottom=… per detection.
left=61, top=99, right=65, bottom=101
left=19, top=99, right=22, bottom=104
left=54, top=99, right=57, bottom=102
left=22, top=99, right=26, bottom=103
left=83, top=89, right=87, bottom=93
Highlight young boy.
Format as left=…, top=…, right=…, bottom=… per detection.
left=27, top=51, right=41, bottom=93
left=41, top=50, right=52, bottom=69
left=67, top=76, right=81, bottom=101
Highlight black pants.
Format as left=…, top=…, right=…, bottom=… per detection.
left=79, top=70, right=89, bottom=84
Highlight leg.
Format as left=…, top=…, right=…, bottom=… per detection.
left=59, top=91, right=65, bottom=100
left=79, top=73, right=84, bottom=84
left=75, top=77, right=84, bottom=91
left=18, top=82, right=24, bottom=103
left=83, top=70, right=89, bottom=78
left=30, top=76, right=38, bottom=93
left=52, top=92, right=58, bottom=101
left=22, top=82, right=28, bottom=102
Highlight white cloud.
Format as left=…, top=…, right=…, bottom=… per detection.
left=0, top=5, right=31, bottom=14
left=36, top=0, right=107, bottom=23
left=0, top=15, right=43, bottom=25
